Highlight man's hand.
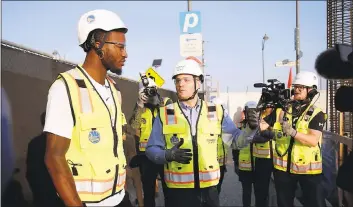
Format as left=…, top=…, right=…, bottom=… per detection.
left=165, top=138, right=192, bottom=164
left=252, top=130, right=275, bottom=143
left=282, top=121, right=297, bottom=137
left=137, top=88, right=148, bottom=108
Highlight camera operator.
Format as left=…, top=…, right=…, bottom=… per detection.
left=260, top=71, right=327, bottom=207
left=129, top=76, right=172, bottom=207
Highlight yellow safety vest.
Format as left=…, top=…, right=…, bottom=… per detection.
left=139, top=98, right=172, bottom=151
left=139, top=108, right=158, bottom=151
left=238, top=144, right=253, bottom=171
left=253, top=113, right=275, bottom=159
left=58, top=67, right=126, bottom=202
left=160, top=101, right=223, bottom=188
left=273, top=105, right=323, bottom=174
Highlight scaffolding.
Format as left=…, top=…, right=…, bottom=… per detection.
left=326, top=0, right=353, bottom=138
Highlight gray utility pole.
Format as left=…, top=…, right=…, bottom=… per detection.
left=187, top=0, right=191, bottom=11
left=295, top=0, right=300, bottom=74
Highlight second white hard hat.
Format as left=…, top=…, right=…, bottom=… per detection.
left=77, top=9, right=128, bottom=46
left=172, top=59, right=203, bottom=81
left=244, top=101, right=257, bottom=109
left=293, top=71, right=319, bottom=88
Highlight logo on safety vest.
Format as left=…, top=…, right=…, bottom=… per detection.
left=170, top=135, right=179, bottom=145
left=88, top=130, right=101, bottom=144
left=277, top=131, right=283, bottom=138
left=206, top=138, right=216, bottom=144
left=141, top=118, right=146, bottom=124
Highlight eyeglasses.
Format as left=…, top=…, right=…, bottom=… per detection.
left=105, top=41, right=127, bottom=52
left=293, top=85, right=305, bottom=91
left=174, top=77, right=194, bottom=85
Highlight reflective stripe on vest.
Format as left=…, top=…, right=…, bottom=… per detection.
left=253, top=141, right=274, bottom=159
left=75, top=171, right=126, bottom=194
left=273, top=157, right=322, bottom=173
left=165, top=103, right=177, bottom=125
left=164, top=169, right=220, bottom=184
left=273, top=105, right=323, bottom=174
left=160, top=101, right=223, bottom=188
left=58, top=67, right=126, bottom=202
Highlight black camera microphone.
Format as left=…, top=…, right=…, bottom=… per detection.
left=315, top=44, right=353, bottom=79
left=254, top=83, right=268, bottom=88
left=335, top=86, right=353, bottom=112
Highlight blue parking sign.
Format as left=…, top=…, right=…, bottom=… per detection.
left=179, top=11, right=201, bottom=34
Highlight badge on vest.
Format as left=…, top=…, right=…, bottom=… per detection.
left=170, top=135, right=179, bottom=145
left=88, top=129, right=101, bottom=144
left=277, top=131, right=283, bottom=138
left=141, top=118, right=146, bottom=124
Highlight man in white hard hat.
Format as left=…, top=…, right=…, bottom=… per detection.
left=145, top=59, right=259, bottom=207
left=129, top=76, right=172, bottom=207
left=260, top=71, right=327, bottom=207
left=44, top=10, right=129, bottom=207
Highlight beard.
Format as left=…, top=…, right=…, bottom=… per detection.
left=109, top=68, right=122, bottom=75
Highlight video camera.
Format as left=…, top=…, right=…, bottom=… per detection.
left=139, top=72, right=158, bottom=97
left=254, top=79, right=291, bottom=110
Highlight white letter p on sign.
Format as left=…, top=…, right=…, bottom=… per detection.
left=183, top=13, right=199, bottom=33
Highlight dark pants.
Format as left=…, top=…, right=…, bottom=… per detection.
left=216, top=165, right=227, bottom=194
left=166, top=186, right=219, bottom=207
left=253, top=158, right=273, bottom=207
left=115, top=191, right=133, bottom=207
left=239, top=170, right=254, bottom=207
left=273, top=169, right=326, bottom=207
left=232, top=150, right=240, bottom=174
left=139, top=154, right=165, bottom=207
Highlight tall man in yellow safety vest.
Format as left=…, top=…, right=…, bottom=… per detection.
left=44, top=9, right=129, bottom=207
left=145, top=59, right=259, bottom=207
left=260, top=71, right=327, bottom=207
left=129, top=77, right=172, bottom=207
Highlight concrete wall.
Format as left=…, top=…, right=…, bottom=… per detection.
left=1, top=41, right=178, bottom=201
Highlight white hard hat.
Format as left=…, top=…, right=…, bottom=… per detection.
left=172, top=59, right=203, bottom=81
left=244, top=101, right=257, bottom=109
left=211, top=97, right=224, bottom=105
left=293, top=71, right=319, bottom=88
left=139, top=77, right=157, bottom=89
left=78, top=9, right=128, bottom=45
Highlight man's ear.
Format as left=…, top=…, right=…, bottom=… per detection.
left=196, top=79, right=201, bottom=90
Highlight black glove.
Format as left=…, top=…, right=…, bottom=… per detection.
left=246, top=109, right=259, bottom=130
left=165, top=138, right=192, bottom=164
left=252, top=130, right=275, bottom=143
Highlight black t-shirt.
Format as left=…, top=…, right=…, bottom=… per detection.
left=264, top=106, right=326, bottom=132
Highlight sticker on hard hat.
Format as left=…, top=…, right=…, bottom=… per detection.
left=145, top=67, right=165, bottom=88
left=87, top=15, right=95, bottom=23
left=88, top=129, right=100, bottom=143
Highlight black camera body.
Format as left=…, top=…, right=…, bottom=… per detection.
left=140, top=73, right=157, bottom=97
left=254, top=79, right=291, bottom=110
